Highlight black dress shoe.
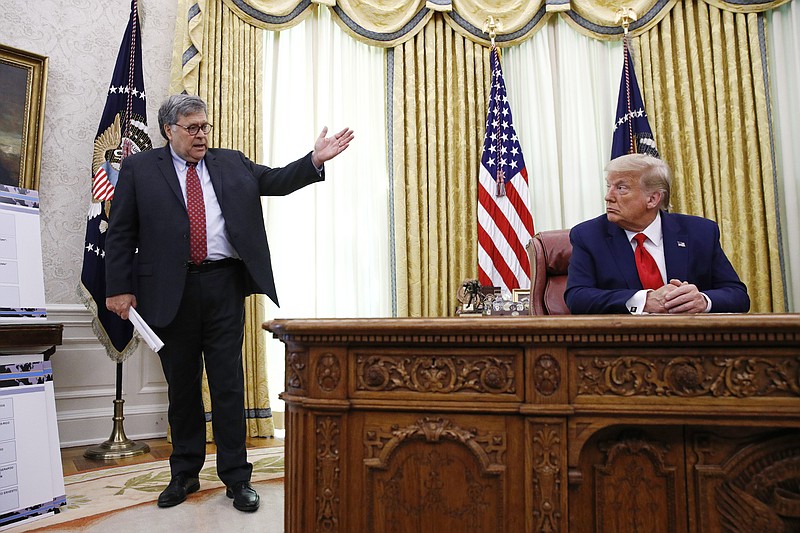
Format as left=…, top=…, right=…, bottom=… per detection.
left=226, top=480, right=260, bottom=512
left=157, top=473, right=200, bottom=508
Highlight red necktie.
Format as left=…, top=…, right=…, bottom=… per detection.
left=633, top=233, right=662, bottom=290
left=186, top=163, right=207, bottom=265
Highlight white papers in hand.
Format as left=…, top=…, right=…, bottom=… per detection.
left=128, top=307, right=164, bottom=352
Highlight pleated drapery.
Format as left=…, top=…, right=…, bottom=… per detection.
left=631, top=1, right=784, bottom=312
left=767, top=3, right=800, bottom=312
left=170, top=0, right=274, bottom=439
left=391, top=17, right=489, bottom=316
left=196, top=0, right=790, bottom=47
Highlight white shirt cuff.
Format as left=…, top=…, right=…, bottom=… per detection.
left=626, top=290, right=649, bottom=314
left=701, top=292, right=712, bottom=312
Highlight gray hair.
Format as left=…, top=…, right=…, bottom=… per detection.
left=605, top=153, right=672, bottom=210
left=157, top=94, right=208, bottom=140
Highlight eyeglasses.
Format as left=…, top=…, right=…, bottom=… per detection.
left=173, top=123, right=213, bottom=136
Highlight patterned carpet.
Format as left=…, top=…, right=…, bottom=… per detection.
left=15, top=447, right=285, bottom=532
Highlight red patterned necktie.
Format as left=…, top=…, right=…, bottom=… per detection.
left=186, top=162, right=207, bottom=265
left=633, top=233, right=662, bottom=290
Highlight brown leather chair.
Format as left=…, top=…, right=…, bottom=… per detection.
left=526, top=229, right=573, bottom=315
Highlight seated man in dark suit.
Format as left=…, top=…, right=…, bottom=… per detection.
left=565, top=154, right=749, bottom=315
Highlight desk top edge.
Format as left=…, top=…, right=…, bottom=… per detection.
left=264, top=314, right=800, bottom=339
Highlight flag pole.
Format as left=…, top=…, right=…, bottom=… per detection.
left=79, top=0, right=151, bottom=460
left=610, top=7, right=658, bottom=161
left=477, top=15, right=535, bottom=296
left=615, top=8, right=638, bottom=154
left=483, top=17, right=506, bottom=196
left=84, top=362, right=150, bottom=459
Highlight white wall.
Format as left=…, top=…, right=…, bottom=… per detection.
left=0, top=0, right=177, bottom=446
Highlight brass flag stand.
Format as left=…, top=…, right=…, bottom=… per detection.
left=84, top=362, right=150, bottom=459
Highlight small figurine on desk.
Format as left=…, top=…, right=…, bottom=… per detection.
left=457, top=279, right=484, bottom=315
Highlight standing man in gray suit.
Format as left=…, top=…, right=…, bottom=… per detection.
left=105, top=94, right=353, bottom=512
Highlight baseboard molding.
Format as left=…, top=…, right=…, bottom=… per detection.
left=56, top=403, right=169, bottom=422
left=58, top=404, right=169, bottom=448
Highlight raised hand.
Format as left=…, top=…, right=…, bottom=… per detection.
left=311, top=127, right=355, bottom=168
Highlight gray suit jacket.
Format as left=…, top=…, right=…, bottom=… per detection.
left=105, top=145, right=323, bottom=327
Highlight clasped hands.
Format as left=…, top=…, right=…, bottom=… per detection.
left=311, top=127, right=355, bottom=168
left=644, top=279, right=707, bottom=314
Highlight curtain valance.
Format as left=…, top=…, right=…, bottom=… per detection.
left=216, top=0, right=791, bottom=46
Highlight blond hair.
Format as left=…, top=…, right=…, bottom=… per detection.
left=605, top=154, right=672, bottom=210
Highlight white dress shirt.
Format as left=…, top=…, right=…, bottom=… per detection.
left=170, top=148, right=238, bottom=261
left=623, top=212, right=711, bottom=314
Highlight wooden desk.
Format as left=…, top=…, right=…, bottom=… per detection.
left=266, top=315, right=800, bottom=533
left=0, top=323, right=63, bottom=359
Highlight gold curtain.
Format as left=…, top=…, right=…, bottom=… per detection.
left=181, top=0, right=791, bottom=47
left=170, top=0, right=275, bottom=439
left=632, top=1, right=784, bottom=312
left=392, top=14, right=489, bottom=316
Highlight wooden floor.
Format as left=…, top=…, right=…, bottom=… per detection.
left=60, top=436, right=284, bottom=476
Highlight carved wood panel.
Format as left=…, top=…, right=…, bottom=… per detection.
left=363, top=416, right=511, bottom=533
left=576, top=352, right=800, bottom=398
left=569, top=426, right=687, bottom=533
left=285, top=408, right=305, bottom=533
left=316, top=352, right=342, bottom=392
left=529, top=346, right=569, bottom=405
left=286, top=348, right=308, bottom=394
left=527, top=419, right=567, bottom=533
left=315, top=416, right=341, bottom=533
left=353, top=349, right=522, bottom=400
left=533, top=354, right=561, bottom=397
left=688, top=428, right=800, bottom=533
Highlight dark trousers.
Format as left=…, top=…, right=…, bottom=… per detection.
left=154, top=261, right=252, bottom=486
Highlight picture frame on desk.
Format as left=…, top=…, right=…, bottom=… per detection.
left=0, top=44, right=48, bottom=190
left=512, top=288, right=530, bottom=302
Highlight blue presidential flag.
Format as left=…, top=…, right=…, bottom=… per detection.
left=611, top=39, right=658, bottom=160
left=78, top=0, right=152, bottom=361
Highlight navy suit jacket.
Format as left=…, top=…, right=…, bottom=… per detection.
left=105, top=145, right=323, bottom=327
left=565, top=212, right=749, bottom=314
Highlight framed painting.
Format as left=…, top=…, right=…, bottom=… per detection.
left=0, top=44, right=47, bottom=190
